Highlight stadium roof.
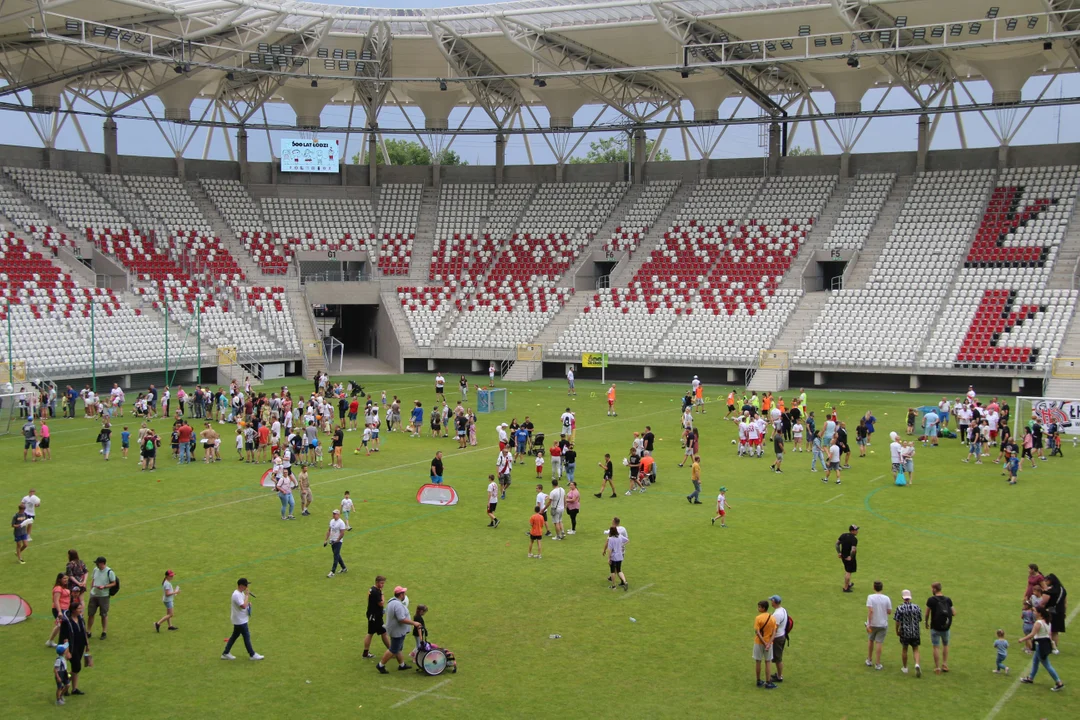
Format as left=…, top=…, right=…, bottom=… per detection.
left=0, top=0, right=1078, bottom=131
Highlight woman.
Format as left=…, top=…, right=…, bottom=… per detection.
left=98, top=420, right=112, bottom=461
left=155, top=569, right=180, bottom=632
left=603, top=526, right=629, bottom=591
left=331, top=424, right=344, bottom=470
left=855, top=418, right=868, bottom=458
left=459, top=374, right=468, bottom=402
left=46, top=573, right=71, bottom=647
left=58, top=601, right=90, bottom=696
left=565, top=481, right=580, bottom=535
left=275, top=458, right=296, bottom=520
left=66, top=549, right=88, bottom=591
left=1019, top=606, right=1064, bottom=691
left=1025, top=564, right=1045, bottom=603
left=1044, top=574, right=1068, bottom=651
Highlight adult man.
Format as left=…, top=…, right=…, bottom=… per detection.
left=376, top=586, right=422, bottom=674
left=486, top=474, right=500, bottom=528
left=769, top=595, right=788, bottom=683
left=922, top=409, right=939, bottom=447
left=866, top=580, right=893, bottom=670
left=20, top=488, right=40, bottom=542
left=87, top=556, right=117, bottom=639
left=642, top=426, right=655, bottom=455
left=497, top=423, right=509, bottom=452
left=363, top=575, right=390, bottom=659
left=435, top=372, right=446, bottom=402
left=894, top=589, right=923, bottom=677
left=925, top=581, right=955, bottom=674
left=566, top=366, right=576, bottom=397
left=889, top=432, right=905, bottom=481
left=222, top=578, right=263, bottom=660
left=837, top=524, right=858, bottom=592
left=546, top=478, right=567, bottom=540
left=324, top=509, right=348, bottom=578
left=725, top=389, right=737, bottom=419
left=22, top=417, right=37, bottom=462
left=687, top=455, right=702, bottom=504
left=430, top=451, right=444, bottom=485
left=497, top=448, right=513, bottom=500
left=12, top=502, right=29, bottom=564
left=177, top=420, right=193, bottom=464
left=563, top=444, right=578, bottom=483
left=822, top=439, right=842, bottom=485
left=754, top=600, right=778, bottom=689
left=560, top=407, right=574, bottom=440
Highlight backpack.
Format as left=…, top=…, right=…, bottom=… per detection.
left=784, top=614, right=794, bottom=637
left=107, top=569, right=120, bottom=596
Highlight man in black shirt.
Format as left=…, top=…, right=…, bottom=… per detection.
left=837, top=422, right=851, bottom=468
left=627, top=453, right=642, bottom=495
left=595, top=454, right=615, bottom=498
left=837, top=524, right=858, bottom=593
left=362, top=575, right=389, bottom=659
left=430, top=451, right=444, bottom=485
left=522, top=417, right=534, bottom=440
left=642, top=427, right=655, bottom=454
left=563, top=445, right=577, bottom=483
left=771, top=435, right=784, bottom=474
left=924, top=581, right=955, bottom=674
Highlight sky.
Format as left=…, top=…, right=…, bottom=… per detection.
left=4, top=0, right=1080, bottom=167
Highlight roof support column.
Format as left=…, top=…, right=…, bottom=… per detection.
left=495, top=132, right=506, bottom=186
left=368, top=127, right=379, bottom=187
left=237, top=127, right=249, bottom=185
left=768, top=122, right=782, bottom=176
left=917, top=114, right=929, bottom=173
left=633, top=129, right=646, bottom=185
left=103, top=117, right=118, bottom=175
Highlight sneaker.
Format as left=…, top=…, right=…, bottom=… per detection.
left=362, top=652, right=375, bottom=659
left=1053, top=648, right=1060, bottom=655
left=623, top=583, right=629, bottom=592
left=528, top=554, right=534, bottom=558
left=100, top=633, right=107, bottom=640
left=57, top=699, right=65, bottom=706
left=487, top=521, right=494, bottom=527
left=915, top=665, right=922, bottom=678
left=625, top=491, right=632, bottom=496
left=693, top=501, right=703, bottom=504
left=46, top=641, right=57, bottom=648
left=902, top=667, right=908, bottom=674
left=155, top=622, right=160, bottom=633
left=836, top=479, right=842, bottom=484
left=1020, top=677, right=1033, bottom=684
left=1052, top=683, right=1065, bottom=692
left=536, top=555, right=542, bottom=559
left=398, top=664, right=412, bottom=671
left=770, top=675, right=783, bottom=683
left=594, top=493, right=602, bottom=498
left=249, top=653, right=265, bottom=661
left=168, top=626, right=178, bottom=631
left=686, top=496, right=693, bottom=504
left=711, top=518, right=715, bottom=525
left=638, top=489, right=646, bottom=494
left=821, top=477, right=827, bottom=483
left=865, top=659, right=873, bottom=667
left=327, top=572, right=335, bottom=578
left=71, top=689, right=85, bottom=695
left=494, top=518, right=500, bottom=528
left=875, top=664, right=884, bottom=671
left=610, top=494, right=617, bottom=498
left=1005, top=667, right=1010, bottom=675
left=376, top=664, right=389, bottom=674
left=567, top=530, right=575, bottom=535
left=763, top=682, right=777, bottom=689
left=756, top=680, right=765, bottom=687
left=221, top=653, right=236, bottom=660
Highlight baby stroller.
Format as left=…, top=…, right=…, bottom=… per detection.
left=531, top=432, right=546, bottom=455
left=347, top=380, right=365, bottom=397
left=413, top=627, right=457, bottom=676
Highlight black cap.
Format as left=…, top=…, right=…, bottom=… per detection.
left=95, top=556, right=107, bottom=564
left=849, top=524, right=859, bottom=532
left=237, top=577, right=249, bottom=587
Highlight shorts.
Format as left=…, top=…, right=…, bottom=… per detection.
left=1006, top=458, right=1019, bottom=474
left=370, top=429, right=379, bottom=438
left=389, top=635, right=406, bottom=654
left=431, top=475, right=443, bottom=485
left=716, top=509, right=726, bottom=517
left=499, top=441, right=507, bottom=452
left=56, top=671, right=69, bottom=689
left=164, top=600, right=174, bottom=610
left=775, top=453, right=784, bottom=462
left=608, top=400, right=614, bottom=407
left=856, top=438, right=866, bottom=446
left=568, top=379, right=575, bottom=389
left=498, top=474, right=510, bottom=487
left=609, top=560, right=622, bottom=573
left=990, top=430, right=998, bottom=439
left=14, top=532, right=27, bottom=543
left=367, top=617, right=386, bottom=635
left=23, top=438, right=36, bottom=450
left=87, top=594, right=110, bottom=618
left=752, top=644, right=774, bottom=661
left=930, top=629, right=950, bottom=646
left=458, top=430, right=466, bottom=437
left=245, top=442, right=254, bottom=451
left=517, top=442, right=527, bottom=454
left=551, top=509, right=564, bottom=524
left=487, top=502, right=497, bottom=513
left=901, top=636, right=921, bottom=649
left=772, top=636, right=787, bottom=662
left=842, top=558, right=857, bottom=573
left=121, top=441, right=130, bottom=449
left=530, top=534, right=542, bottom=541
left=928, top=426, right=939, bottom=437
left=435, top=385, right=444, bottom=394
left=540, top=511, right=548, bottom=521
left=828, top=462, right=840, bottom=471
left=868, top=626, right=887, bottom=643
left=348, top=412, right=357, bottom=421
left=891, top=463, right=901, bottom=473
left=727, top=404, right=735, bottom=412
left=41, top=437, right=50, bottom=449
left=1034, top=437, right=1043, bottom=449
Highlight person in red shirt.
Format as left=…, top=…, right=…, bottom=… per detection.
left=257, top=423, right=271, bottom=463
left=177, top=422, right=193, bottom=464
left=549, top=442, right=563, bottom=480
left=348, top=398, right=360, bottom=432
left=528, top=506, right=545, bottom=559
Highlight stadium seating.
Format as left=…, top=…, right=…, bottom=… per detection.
left=84, top=174, right=160, bottom=234
left=603, top=180, right=680, bottom=255
left=923, top=165, right=1080, bottom=370
left=261, top=196, right=375, bottom=255
left=124, top=175, right=211, bottom=235
left=823, top=173, right=895, bottom=250
left=4, top=167, right=130, bottom=236
left=797, top=169, right=997, bottom=367
left=0, top=183, right=70, bottom=252
left=198, top=178, right=265, bottom=235
left=375, top=184, right=421, bottom=275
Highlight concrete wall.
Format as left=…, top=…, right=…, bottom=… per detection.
left=187, top=158, right=239, bottom=181
left=443, top=165, right=496, bottom=184
left=564, top=162, right=624, bottom=183
left=849, top=151, right=918, bottom=176
left=303, top=281, right=381, bottom=305
left=375, top=304, right=402, bottom=372
left=381, top=165, right=430, bottom=185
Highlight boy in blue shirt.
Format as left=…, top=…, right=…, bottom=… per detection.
left=121, top=427, right=131, bottom=460
left=410, top=403, right=423, bottom=438
left=514, top=426, right=529, bottom=464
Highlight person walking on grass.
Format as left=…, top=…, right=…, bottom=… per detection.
left=565, top=481, right=580, bottom=535
left=771, top=434, right=784, bottom=474
left=894, top=590, right=923, bottom=677
left=528, top=505, right=545, bottom=559
left=547, top=479, right=567, bottom=540
left=866, top=580, right=893, bottom=671
left=20, top=489, right=40, bottom=542
left=1019, top=606, right=1064, bottom=691
left=925, top=582, right=955, bottom=674
left=430, top=451, right=444, bottom=486
left=687, top=455, right=703, bottom=504
left=711, top=486, right=731, bottom=527
left=595, top=454, right=616, bottom=498
left=769, top=596, right=788, bottom=684
left=54, top=642, right=71, bottom=705
left=837, top=525, right=858, bottom=592
left=486, top=475, right=500, bottom=528
left=822, top=438, right=842, bottom=485
left=46, top=573, right=70, bottom=648
left=603, top=525, right=629, bottom=590
left=155, top=570, right=180, bottom=632
left=363, top=575, right=390, bottom=659
left=86, top=557, right=116, bottom=639
left=754, top=600, right=778, bottom=689
left=377, top=586, right=422, bottom=674
left=324, top=509, right=348, bottom=578
left=222, top=578, right=263, bottom=661
left=995, top=630, right=1010, bottom=675
left=58, top=601, right=89, bottom=698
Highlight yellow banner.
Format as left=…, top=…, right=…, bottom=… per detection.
left=0, top=360, right=27, bottom=382
left=581, top=352, right=607, bottom=368
left=217, top=346, right=238, bottom=365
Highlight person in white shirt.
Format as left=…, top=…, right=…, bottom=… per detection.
left=605, top=516, right=629, bottom=544
left=967, top=385, right=976, bottom=403
left=340, top=492, right=355, bottom=531
left=324, top=509, right=348, bottom=578
left=792, top=421, right=805, bottom=452
left=823, top=439, right=842, bottom=484
left=987, top=411, right=1000, bottom=445
left=21, top=488, right=40, bottom=542
left=222, top=578, right=263, bottom=660
left=566, top=367, right=576, bottom=397
left=770, top=595, right=789, bottom=682
left=535, top=484, right=551, bottom=537
left=682, top=408, right=694, bottom=433
left=497, top=449, right=514, bottom=499
left=497, top=423, right=509, bottom=451
left=488, top=363, right=496, bottom=387
left=738, top=418, right=749, bottom=456
left=560, top=409, right=574, bottom=438
left=866, top=581, right=893, bottom=670
left=546, top=479, right=567, bottom=540
left=938, top=398, right=951, bottom=428
left=435, top=373, right=446, bottom=402
left=486, top=474, right=500, bottom=528
left=747, top=418, right=762, bottom=458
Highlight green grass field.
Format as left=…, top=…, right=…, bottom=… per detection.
left=0, top=374, right=1077, bottom=719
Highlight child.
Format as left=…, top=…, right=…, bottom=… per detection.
left=1021, top=601, right=1036, bottom=654
left=906, top=408, right=916, bottom=435
left=361, top=425, right=371, bottom=455
left=595, top=453, right=616, bottom=498
left=155, top=569, right=180, bottom=632
left=410, top=604, right=429, bottom=660
left=963, top=425, right=983, bottom=464
left=381, top=390, right=387, bottom=406
left=535, top=448, right=545, bottom=478
left=792, top=421, right=804, bottom=452
left=340, top=491, right=354, bottom=531
left=235, top=428, right=244, bottom=461
left=810, top=431, right=824, bottom=472
left=535, top=484, right=550, bottom=537
left=298, top=466, right=312, bottom=515
left=54, top=643, right=70, bottom=706
left=244, top=424, right=257, bottom=464
left=994, top=629, right=1010, bottom=674
left=121, top=426, right=130, bottom=459
left=430, top=407, right=441, bottom=438
left=528, top=505, right=544, bottom=559
left=712, top=486, right=731, bottom=527
left=311, top=437, right=324, bottom=469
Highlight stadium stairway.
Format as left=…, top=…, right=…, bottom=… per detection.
left=843, top=174, right=914, bottom=289
left=1046, top=322, right=1080, bottom=396
left=288, top=288, right=327, bottom=379
left=534, top=292, right=592, bottom=350
left=765, top=290, right=830, bottom=359
left=185, top=181, right=264, bottom=278
left=778, top=176, right=853, bottom=291
left=405, top=187, right=439, bottom=281
left=379, top=289, right=421, bottom=358
left=607, top=181, right=696, bottom=288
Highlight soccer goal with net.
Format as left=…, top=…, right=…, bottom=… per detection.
left=477, top=387, right=507, bottom=414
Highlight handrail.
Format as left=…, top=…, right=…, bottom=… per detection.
left=840, top=248, right=860, bottom=290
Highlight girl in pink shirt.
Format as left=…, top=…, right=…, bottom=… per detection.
left=565, top=481, right=581, bottom=535
left=40, top=421, right=51, bottom=460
